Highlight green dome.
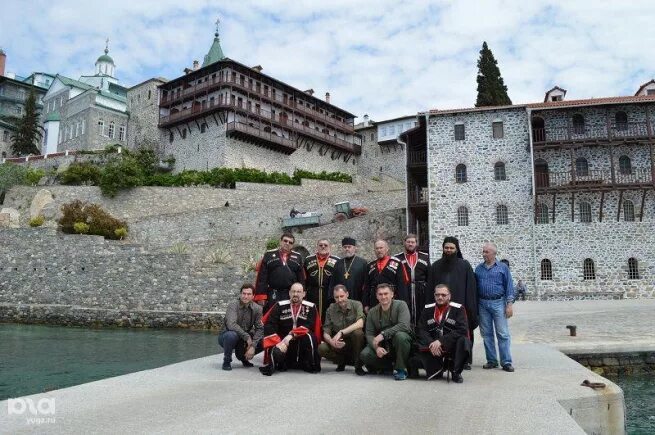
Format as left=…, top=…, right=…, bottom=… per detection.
left=96, top=53, right=114, bottom=64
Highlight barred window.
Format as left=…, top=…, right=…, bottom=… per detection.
left=492, top=121, right=504, bottom=139
left=494, top=162, right=506, bottom=181
left=619, top=155, right=632, bottom=175
left=454, top=124, right=465, bottom=141
left=540, top=259, right=553, bottom=280
left=575, top=158, right=589, bottom=176
left=496, top=204, right=509, bottom=225
left=583, top=258, right=596, bottom=280
left=536, top=203, right=549, bottom=224
left=579, top=202, right=592, bottom=223
left=455, top=164, right=467, bottom=183
left=628, top=258, right=639, bottom=280
left=457, top=206, right=469, bottom=226
left=572, top=114, right=585, bottom=134
left=623, top=200, right=635, bottom=222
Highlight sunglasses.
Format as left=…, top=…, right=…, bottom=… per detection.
left=318, top=244, right=329, bottom=247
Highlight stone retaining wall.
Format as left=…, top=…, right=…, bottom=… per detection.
left=568, top=352, right=655, bottom=376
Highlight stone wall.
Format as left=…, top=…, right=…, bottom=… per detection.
left=126, top=79, right=165, bottom=152
left=568, top=352, right=655, bottom=376
left=357, top=124, right=406, bottom=183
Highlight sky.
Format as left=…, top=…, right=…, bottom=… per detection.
left=2, top=0, right=655, bottom=121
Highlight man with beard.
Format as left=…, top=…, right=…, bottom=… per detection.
left=395, top=234, right=431, bottom=330
left=259, top=282, right=322, bottom=376
left=410, top=284, right=471, bottom=383
left=304, top=239, right=340, bottom=319
left=427, top=236, right=478, bottom=370
left=330, top=237, right=368, bottom=305
left=364, top=240, right=407, bottom=312
left=255, top=232, right=305, bottom=312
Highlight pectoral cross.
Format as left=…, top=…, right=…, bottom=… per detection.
left=344, top=272, right=350, bottom=279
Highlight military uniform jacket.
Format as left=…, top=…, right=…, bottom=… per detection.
left=416, top=302, right=469, bottom=354
left=261, top=300, right=322, bottom=349
left=255, top=249, right=305, bottom=303
left=364, top=256, right=408, bottom=308
left=304, top=254, right=340, bottom=318
left=395, top=251, right=431, bottom=328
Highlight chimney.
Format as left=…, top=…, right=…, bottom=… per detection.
left=193, top=60, right=199, bottom=70
left=252, top=65, right=263, bottom=72
left=0, top=49, right=6, bottom=77
left=325, top=92, right=330, bottom=103
left=304, top=89, right=314, bottom=96
left=363, top=114, right=370, bottom=127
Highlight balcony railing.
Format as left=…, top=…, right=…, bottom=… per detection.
left=532, top=122, right=651, bottom=145
left=226, top=121, right=297, bottom=152
left=160, top=75, right=355, bottom=133
left=535, top=168, right=653, bottom=190
left=408, top=186, right=429, bottom=205
left=407, top=150, right=427, bottom=166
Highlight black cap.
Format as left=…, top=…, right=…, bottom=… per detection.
left=342, top=237, right=357, bottom=246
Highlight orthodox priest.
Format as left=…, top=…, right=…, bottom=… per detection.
left=304, top=239, right=339, bottom=318
left=259, top=283, right=322, bottom=376
left=330, top=237, right=368, bottom=304
left=364, top=240, right=407, bottom=311
left=395, top=233, right=431, bottom=329
left=427, top=236, right=478, bottom=370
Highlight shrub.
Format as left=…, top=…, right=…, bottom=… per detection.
left=25, top=168, right=46, bottom=186
left=29, top=215, right=45, bottom=227
left=99, top=156, right=145, bottom=197
left=59, top=200, right=127, bottom=240
left=73, top=222, right=90, bottom=234
left=169, top=243, right=189, bottom=254
left=265, top=237, right=279, bottom=250
left=114, top=227, right=128, bottom=240
left=0, top=163, right=27, bottom=192
left=59, top=162, right=102, bottom=185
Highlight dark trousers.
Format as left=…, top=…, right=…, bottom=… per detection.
left=410, top=335, right=471, bottom=378
left=264, top=288, right=290, bottom=313
left=360, top=331, right=412, bottom=371
left=268, top=334, right=321, bottom=374
left=318, top=329, right=365, bottom=368
left=218, top=330, right=247, bottom=363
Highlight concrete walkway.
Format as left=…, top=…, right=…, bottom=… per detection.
left=3, top=299, right=649, bottom=434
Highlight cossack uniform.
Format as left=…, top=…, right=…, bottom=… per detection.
left=255, top=249, right=305, bottom=310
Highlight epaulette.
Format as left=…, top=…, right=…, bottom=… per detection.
left=279, top=300, right=291, bottom=306
left=301, top=300, right=315, bottom=307
left=389, top=256, right=402, bottom=263
left=449, top=302, right=462, bottom=308
left=418, top=251, right=429, bottom=256
left=266, top=248, right=279, bottom=253
left=290, top=250, right=302, bottom=255
left=425, top=302, right=436, bottom=308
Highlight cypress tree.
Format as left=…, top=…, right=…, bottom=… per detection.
left=11, top=88, right=42, bottom=156
left=475, top=42, right=512, bottom=107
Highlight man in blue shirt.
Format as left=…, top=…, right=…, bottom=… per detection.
left=474, top=242, right=515, bottom=372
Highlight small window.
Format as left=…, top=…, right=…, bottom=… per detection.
left=579, top=202, right=592, bottom=223
left=201, top=123, right=208, bottom=133
left=623, top=200, right=635, bottom=222
left=81, top=120, right=85, bottom=135
left=148, top=90, right=151, bottom=100
left=536, top=203, right=549, bottom=224
left=583, top=258, right=596, bottom=280
left=1, top=151, right=6, bottom=158
left=648, top=89, right=655, bottom=96
left=494, top=162, right=506, bottom=181
left=540, top=259, right=553, bottom=280
left=615, top=111, right=627, bottom=130
left=628, top=258, right=639, bottom=280
left=98, top=120, right=106, bottom=136
left=457, top=206, right=469, bottom=226
left=119, top=126, right=126, bottom=141
left=619, top=155, right=632, bottom=175
left=108, top=121, right=115, bottom=139
left=572, top=114, right=585, bottom=134
left=181, top=128, right=187, bottom=139
left=2, top=130, right=8, bottom=142
left=370, top=133, right=374, bottom=141
left=575, top=158, right=589, bottom=177
left=454, top=124, right=465, bottom=141
left=455, top=164, right=467, bottom=183
left=169, top=132, right=174, bottom=143
left=492, top=121, right=504, bottom=139
left=496, top=204, right=509, bottom=225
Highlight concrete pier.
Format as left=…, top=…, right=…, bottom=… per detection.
left=3, top=299, right=649, bottom=434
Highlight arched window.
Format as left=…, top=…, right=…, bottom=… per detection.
left=540, top=259, right=553, bottom=280
left=615, top=111, right=628, bottom=131
left=457, top=206, right=469, bottom=226
left=455, top=164, right=467, bottom=183
left=572, top=114, right=585, bottom=134
left=496, top=204, right=508, bottom=225
left=628, top=258, right=639, bottom=280
left=575, top=158, right=589, bottom=176
left=583, top=258, right=596, bottom=280
left=494, top=162, right=506, bottom=181
left=619, top=155, right=632, bottom=175
left=536, top=203, right=549, bottom=224
left=623, top=200, right=635, bottom=222
left=579, top=202, right=592, bottom=223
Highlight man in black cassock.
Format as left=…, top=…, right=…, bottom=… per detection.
left=410, top=284, right=471, bottom=383
left=427, top=236, right=478, bottom=370
left=395, top=233, right=431, bottom=330
left=330, top=237, right=368, bottom=305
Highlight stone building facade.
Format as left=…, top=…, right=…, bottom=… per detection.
left=424, top=89, right=655, bottom=299
left=126, top=78, right=167, bottom=151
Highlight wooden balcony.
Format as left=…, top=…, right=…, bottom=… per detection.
left=408, top=186, right=429, bottom=207
left=535, top=168, right=654, bottom=192
left=407, top=150, right=427, bottom=167
left=532, top=122, right=651, bottom=147
left=226, top=121, right=298, bottom=154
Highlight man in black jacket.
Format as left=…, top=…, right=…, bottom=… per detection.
left=411, top=284, right=471, bottom=383
left=364, top=240, right=407, bottom=312
left=395, top=233, right=431, bottom=330
left=255, top=233, right=305, bottom=312
left=304, top=239, right=339, bottom=319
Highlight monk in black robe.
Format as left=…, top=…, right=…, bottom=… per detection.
left=330, top=237, right=368, bottom=305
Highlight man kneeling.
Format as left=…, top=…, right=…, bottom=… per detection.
left=318, top=285, right=366, bottom=375
left=259, top=283, right=322, bottom=376
left=360, top=284, right=412, bottom=380
left=411, top=284, right=471, bottom=383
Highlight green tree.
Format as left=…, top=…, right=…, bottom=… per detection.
left=475, top=42, right=512, bottom=107
left=10, top=88, right=42, bottom=156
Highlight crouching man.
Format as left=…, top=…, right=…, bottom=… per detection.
left=410, top=284, right=471, bottom=383
left=218, top=283, right=263, bottom=370
left=259, top=283, right=322, bottom=376
left=360, top=284, right=412, bottom=380
left=318, top=285, right=366, bottom=375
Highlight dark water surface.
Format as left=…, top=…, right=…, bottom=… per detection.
left=0, top=323, right=219, bottom=401
left=607, top=373, right=655, bottom=435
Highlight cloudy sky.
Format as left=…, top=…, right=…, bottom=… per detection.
left=2, top=0, right=655, bottom=121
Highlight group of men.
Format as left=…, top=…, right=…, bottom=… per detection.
left=218, top=233, right=515, bottom=383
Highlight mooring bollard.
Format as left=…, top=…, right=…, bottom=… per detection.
left=566, top=325, right=577, bottom=336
